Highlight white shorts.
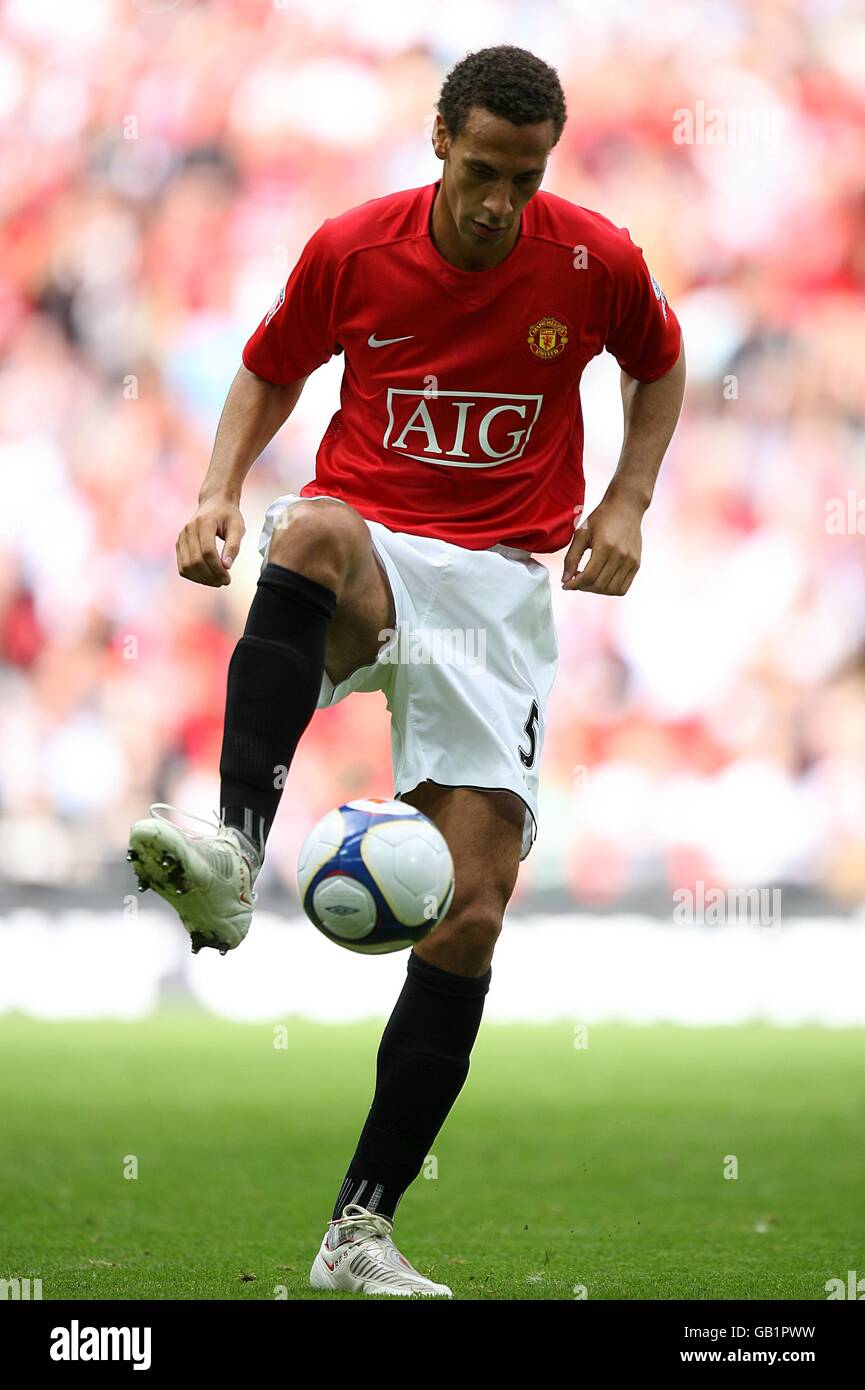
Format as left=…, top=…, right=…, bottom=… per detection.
left=258, top=494, right=559, bottom=861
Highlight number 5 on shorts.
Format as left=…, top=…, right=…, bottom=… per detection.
left=518, top=699, right=540, bottom=769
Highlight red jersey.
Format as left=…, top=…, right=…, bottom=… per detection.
left=242, top=179, right=681, bottom=553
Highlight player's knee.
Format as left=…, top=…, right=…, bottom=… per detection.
left=458, top=907, right=504, bottom=959
left=420, top=894, right=505, bottom=974
left=266, top=500, right=370, bottom=595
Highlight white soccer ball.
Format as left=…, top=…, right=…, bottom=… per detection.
left=297, top=798, right=455, bottom=953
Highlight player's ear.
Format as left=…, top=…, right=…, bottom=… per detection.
left=431, top=114, right=449, bottom=160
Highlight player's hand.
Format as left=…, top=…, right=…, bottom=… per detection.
left=561, top=495, right=643, bottom=595
left=176, top=496, right=245, bottom=586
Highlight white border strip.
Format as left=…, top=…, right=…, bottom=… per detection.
left=1, top=911, right=864, bottom=1025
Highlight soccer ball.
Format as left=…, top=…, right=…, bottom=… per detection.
left=297, top=798, right=455, bottom=954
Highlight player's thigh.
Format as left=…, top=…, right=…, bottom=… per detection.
left=400, top=782, right=525, bottom=974
left=324, top=547, right=396, bottom=686
left=266, top=499, right=395, bottom=686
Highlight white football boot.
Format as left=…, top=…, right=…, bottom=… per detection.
left=309, top=1204, right=453, bottom=1298
left=126, top=803, right=259, bottom=955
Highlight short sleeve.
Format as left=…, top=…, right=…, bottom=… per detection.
left=604, top=229, right=682, bottom=382
left=242, top=223, right=341, bottom=385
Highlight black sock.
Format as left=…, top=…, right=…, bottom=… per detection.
left=331, top=951, right=492, bottom=1223
left=219, top=563, right=336, bottom=856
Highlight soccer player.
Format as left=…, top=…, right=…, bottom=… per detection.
left=128, top=45, right=685, bottom=1296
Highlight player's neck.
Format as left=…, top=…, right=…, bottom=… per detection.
left=430, top=182, right=521, bottom=272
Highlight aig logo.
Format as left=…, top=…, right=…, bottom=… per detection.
left=383, top=389, right=543, bottom=468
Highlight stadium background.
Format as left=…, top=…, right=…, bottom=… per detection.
left=1, top=0, right=864, bottom=1027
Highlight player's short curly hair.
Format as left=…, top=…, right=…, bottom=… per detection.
left=436, top=45, right=567, bottom=146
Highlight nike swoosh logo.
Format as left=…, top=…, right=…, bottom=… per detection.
left=367, top=333, right=415, bottom=348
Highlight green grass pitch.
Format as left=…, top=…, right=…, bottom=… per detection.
left=1, top=1014, right=862, bottom=1300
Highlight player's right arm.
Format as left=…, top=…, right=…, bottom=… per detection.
left=177, top=366, right=308, bottom=587
left=178, top=221, right=340, bottom=587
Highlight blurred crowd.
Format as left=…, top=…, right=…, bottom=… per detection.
left=1, top=0, right=864, bottom=908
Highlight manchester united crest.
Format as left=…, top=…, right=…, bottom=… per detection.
left=527, top=315, right=569, bottom=361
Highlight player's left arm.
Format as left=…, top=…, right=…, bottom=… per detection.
left=562, top=342, right=685, bottom=593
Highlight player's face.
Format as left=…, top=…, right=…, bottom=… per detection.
left=432, top=107, right=555, bottom=265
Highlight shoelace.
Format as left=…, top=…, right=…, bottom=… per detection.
left=149, top=803, right=226, bottom=840
left=333, top=1203, right=394, bottom=1244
